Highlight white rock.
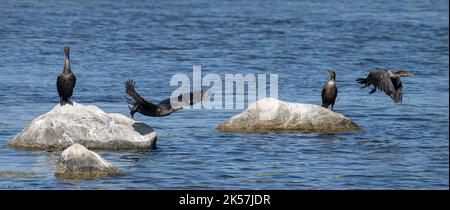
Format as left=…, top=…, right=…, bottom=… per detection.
left=55, top=144, right=124, bottom=178
left=217, top=98, right=360, bottom=132
left=9, top=102, right=157, bottom=150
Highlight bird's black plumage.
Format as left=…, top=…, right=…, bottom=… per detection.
left=356, top=68, right=413, bottom=103
left=124, top=79, right=211, bottom=118
left=322, top=70, right=338, bottom=110
left=56, top=46, right=76, bottom=104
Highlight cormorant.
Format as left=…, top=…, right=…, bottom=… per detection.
left=56, top=46, right=76, bottom=104
left=124, top=79, right=211, bottom=118
left=322, top=70, right=338, bottom=110
left=356, top=68, right=413, bottom=103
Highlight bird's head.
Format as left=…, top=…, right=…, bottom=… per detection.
left=328, top=70, right=336, bottom=80
left=395, top=70, right=414, bottom=77
left=64, top=46, right=70, bottom=56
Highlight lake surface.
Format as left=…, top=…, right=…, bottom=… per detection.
left=0, top=0, right=448, bottom=189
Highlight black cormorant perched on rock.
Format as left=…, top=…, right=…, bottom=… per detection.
left=322, top=70, right=338, bottom=110
left=356, top=68, right=413, bottom=103
left=124, top=79, right=211, bottom=118
left=56, top=46, right=76, bottom=104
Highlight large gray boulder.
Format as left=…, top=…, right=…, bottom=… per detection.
left=9, top=102, right=157, bottom=151
left=217, top=98, right=361, bottom=132
left=55, top=144, right=125, bottom=178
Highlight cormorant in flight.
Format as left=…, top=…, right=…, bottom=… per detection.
left=124, top=79, right=212, bottom=118
left=356, top=68, right=413, bottom=103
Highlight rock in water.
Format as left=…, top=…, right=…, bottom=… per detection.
left=9, top=102, right=157, bottom=150
left=55, top=144, right=125, bottom=178
left=217, top=98, right=361, bottom=132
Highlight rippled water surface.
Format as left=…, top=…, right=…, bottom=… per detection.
left=0, top=0, right=448, bottom=189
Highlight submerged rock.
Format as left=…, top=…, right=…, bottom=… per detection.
left=55, top=144, right=124, bottom=178
left=217, top=98, right=360, bottom=132
left=9, top=102, right=157, bottom=151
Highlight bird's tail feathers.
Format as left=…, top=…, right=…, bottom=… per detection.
left=356, top=77, right=367, bottom=84
left=356, top=77, right=370, bottom=88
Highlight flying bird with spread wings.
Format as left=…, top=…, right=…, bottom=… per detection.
left=124, top=79, right=212, bottom=118
left=356, top=68, right=413, bottom=103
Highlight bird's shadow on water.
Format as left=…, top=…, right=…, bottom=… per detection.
left=132, top=123, right=155, bottom=135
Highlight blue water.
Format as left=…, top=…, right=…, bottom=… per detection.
left=0, top=0, right=448, bottom=189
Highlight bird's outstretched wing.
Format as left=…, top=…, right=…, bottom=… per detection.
left=125, top=79, right=152, bottom=105
left=124, top=79, right=161, bottom=112
left=368, top=70, right=402, bottom=103
left=124, top=79, right=212, bottom=117
left=158, top=86, right=212, bottom=111
left=390, top=77, right=403, bottom=103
